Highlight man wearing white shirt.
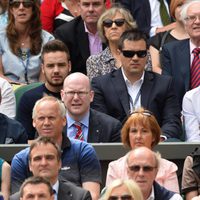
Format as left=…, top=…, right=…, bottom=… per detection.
left=182, top=86, right=200, bottom=141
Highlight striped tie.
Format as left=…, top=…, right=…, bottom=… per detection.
left=159, top=0, right=171, bottom=26
left=74, top=122, right=84, bottom=141
left=191, top=48, right=200, bottom=89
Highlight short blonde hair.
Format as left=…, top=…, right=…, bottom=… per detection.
left=32, top=96, right=66, bottom=119
left=100, top=179, right=143, bottom=200
left=97, top=6, right=137, bottom=43
left=121, top=108, right=161, bottom=149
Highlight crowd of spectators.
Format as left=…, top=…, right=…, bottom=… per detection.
left=1, top=0, right=200, bottom=199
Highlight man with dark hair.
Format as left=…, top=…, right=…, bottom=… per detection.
left=12, top=96, right=101, bottom=200
left=16, top=39, right=71, bottom=139
left=19, top=176, right=54, bottom=200
left=11, top=137, right=92, bottom=200
left=91, top=29, right=183, bottom=141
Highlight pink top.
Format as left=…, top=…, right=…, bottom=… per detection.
left=106, top=155, right=180, bottom=193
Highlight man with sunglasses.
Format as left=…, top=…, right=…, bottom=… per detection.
left=91, top=29, right=183, bottom=141
left=127, top=147, right=182, bottom=200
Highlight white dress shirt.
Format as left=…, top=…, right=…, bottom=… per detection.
left=182, top=86, right=200, bottom=141
left=52, top=180, right=59, bottom=200
left=149, top=0, right=170, bottom=36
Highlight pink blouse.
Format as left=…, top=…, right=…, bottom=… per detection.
left=106, top=154, right=180, bottom=193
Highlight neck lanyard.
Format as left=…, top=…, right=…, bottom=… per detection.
left=19, top=48, right=30, bottom=84
left=129, top=89, right=141, bottom=112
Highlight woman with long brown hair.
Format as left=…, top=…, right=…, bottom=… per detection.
left=0, top=0, right=54, bottom=84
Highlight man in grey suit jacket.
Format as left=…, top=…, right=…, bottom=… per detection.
left=91, top=29, right=182, bottom=141
left=61, top=72, right=122, bottom=143
left=10, top=137, right=91, bottom=200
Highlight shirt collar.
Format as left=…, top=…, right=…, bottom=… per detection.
left=147, top=186, right=155, bottom=200
left=121, top=67, right=145, bottom=86
left=52, top=180, right=59, bottom=195
left=189, top=39, right=200, bottom=55
left=84, top=21, right=97, bottom=36
left=66, top=112, right=89, bottom=128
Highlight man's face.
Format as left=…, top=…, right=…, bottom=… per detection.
left=127, top=150, right=158, bottom=198
left=79, top=0, right=105, bottom=26
left=33, top=101, right=66, bottom=140
left=184, top=2, right=200, bottom=41
left=42, top=51, right=71, bottom=89
left=61, top=76, right=94, bottom=120
left=119, top=39, right=147, bottom=79
left=29, top=143, right=61, bottom=184
left=20, top=183, right=54, bottom=200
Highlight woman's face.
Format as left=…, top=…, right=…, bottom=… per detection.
left=129, top=122, right=154, bottom=149
left=103, top=12, right=127, bottom=43
left=174, top=1, right=185, bottom=22
left=109, top=185, right=133, bottom=200
left=10, top=0, right=33, bottom=25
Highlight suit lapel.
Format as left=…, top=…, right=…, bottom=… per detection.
left=179, top=40, right=190, bottom=91
left=141, top=72, right=154, bottom=108
left=76, top=21, right=90, bottom=60
left=88, top=109, right=101, bottom=143
left=111, top=69, right=130, bottom=115
left=57, top=181, right=72, bottom=200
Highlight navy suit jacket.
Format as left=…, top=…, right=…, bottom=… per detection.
left=54, top=16, right=105, bottom=74
left=67, top=109, right=122, bottom=143
left=10, top=180, right=92, bottom=200
left=91, top=69, right=182, bottom=139
left=117, top=0, right=151, bottom=35
left=161, top=39, right=190, bottom=107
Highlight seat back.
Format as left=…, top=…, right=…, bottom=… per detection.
left=15, top=82, right=43, bottom=111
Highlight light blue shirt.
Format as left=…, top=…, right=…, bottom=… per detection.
left=52, top=180, right=59, bottom=200
left=66, top=112, right=89, bottom=141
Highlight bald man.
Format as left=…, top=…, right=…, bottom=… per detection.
left=127, top=147, right=182, bottom=200
left=61, top=72, right=122, bottom=143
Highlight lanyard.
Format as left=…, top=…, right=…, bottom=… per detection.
left=19, top=48, right=30, bottom=84
left=129, top=89, right=141, bottom=112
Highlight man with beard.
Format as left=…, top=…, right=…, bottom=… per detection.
left=16, top=39, right=71, bottom=139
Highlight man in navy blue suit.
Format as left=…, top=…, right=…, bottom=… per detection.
left=91, top=29, right=182, bottom=141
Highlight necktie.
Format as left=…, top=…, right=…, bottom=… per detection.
left=159, top=0, right=171, bottom=26
left=191, top=48, right=200, bottom=89
left=74, top=122, right=84, bottom=141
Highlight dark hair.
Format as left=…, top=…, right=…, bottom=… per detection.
left=29, top=136, right=61, bottom=162
left=118, top=29, right=149, bottom=51
left=20, top=176, right=54, bottom=197
left=41, top=39, right=70, bottom=63
left=7, top=0, right=42, bottom=56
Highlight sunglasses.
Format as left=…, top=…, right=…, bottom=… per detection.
left=128, top=165, right=157, bottom=172
left=108, top=195, right=132, bottom=200
left=130, top=110, right=153, bottom=117
left=103, top=18, right=125, bottom=28
left=122, top=50, right=147, bottom=58
left=10, top=1, right=34, bottom=8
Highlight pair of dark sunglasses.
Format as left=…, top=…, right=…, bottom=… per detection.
left=128, top=165, right=157, bottom=172
left=10, top=1, right=34, bottom=8
left=103, top=18, right=125, bottom=28
left=108, top=194, right=132, bottom=200
left=122, top=50, right=147, bottom=58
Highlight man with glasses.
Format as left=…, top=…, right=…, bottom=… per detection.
left=11, top=96, right=101, bottom=200
left=127, top=147, right=182, bottom=200
left=61, top=72, right=122, bottom=142
left=161, top=0, right=200, bottom=108
left=91, top=29, right=182, bottom=141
